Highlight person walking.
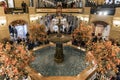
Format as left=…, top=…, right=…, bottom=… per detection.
left=21, top=1, right=27, bottom=13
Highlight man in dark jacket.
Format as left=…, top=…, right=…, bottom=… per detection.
left=21, top=1, right=27, bottom=12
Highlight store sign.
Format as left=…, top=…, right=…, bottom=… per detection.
left=62, top=9, right=83, bottom=13
left=36, top=8, right=83, bottom=13
left=36, top=9, right=56, bottom=13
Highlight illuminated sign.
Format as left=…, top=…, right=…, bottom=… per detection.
left=36, top=8, right=83, bottom=13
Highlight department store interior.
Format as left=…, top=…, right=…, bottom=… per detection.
left=0, top=0, right=120, bottom=80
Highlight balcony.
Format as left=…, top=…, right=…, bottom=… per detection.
left=36, top=8, right=83, bottom=13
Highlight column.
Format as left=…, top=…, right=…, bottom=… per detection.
left=112, top=0, right=115, bottom=5
left=33, top=0, right=36, bottom=7
left=82, top=0, right=86, bottom=7
left=38, top=0, right=40, bottom=8
left=35, top=0, right=38, bottom=8
left=29, top=0, right=34, bottom=7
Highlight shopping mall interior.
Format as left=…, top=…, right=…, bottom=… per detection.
left=0, top=0, right=120, bottom=80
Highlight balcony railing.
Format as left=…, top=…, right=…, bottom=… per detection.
left=36, top=8, right=83, bottom=13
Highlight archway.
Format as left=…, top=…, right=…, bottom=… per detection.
left=9, top=20, right=28, bottom=41
left=92, top=21, right=110, bottom=40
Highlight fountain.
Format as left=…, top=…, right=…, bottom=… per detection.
left=30, top=5, right=87, bottom=76
left=54, top=41, right=64, bottom=63
left=49, top=5, right=71, bottom=63
left=49, top=24, right=71, bottom=63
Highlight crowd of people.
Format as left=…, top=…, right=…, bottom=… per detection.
left=67, top=0, right=83, bottom=8
left=39, top=14, right=78, bottom=34
left=37, top=0, right=83, bottom=8
left=21, top=1, right=27, bottom=13
left=55, top=0, right=83, bottom=8
left=37, top=0, right=55, bottom=8
left=72, top=30, right=120, bottom=48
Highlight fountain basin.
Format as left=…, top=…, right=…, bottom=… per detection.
left=30, top=46, right=87, bottom=76
left=48, top=34, right=72, bottom=43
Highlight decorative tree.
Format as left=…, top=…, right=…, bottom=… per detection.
left=29, top=24, right=47, bottom=43
left=72, top=23, right=120, bottom=79
left=72, top=23, right=93, bottom=47
left=86, top=41, right=120, bottom=79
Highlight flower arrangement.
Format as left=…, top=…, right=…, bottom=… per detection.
left=86, top=41, right=120, bottom=78
left=72, top=23, right=93, bottom=47
left=29, top=24, right=47, bottom=43
left=0, top=42, right=34, bottom=79
left=72, top=23, right=120, bottom=79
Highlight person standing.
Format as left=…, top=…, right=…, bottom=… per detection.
left=21, top=1, right=27, bottom=13
left=1, top=1, right=7, bottom=13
